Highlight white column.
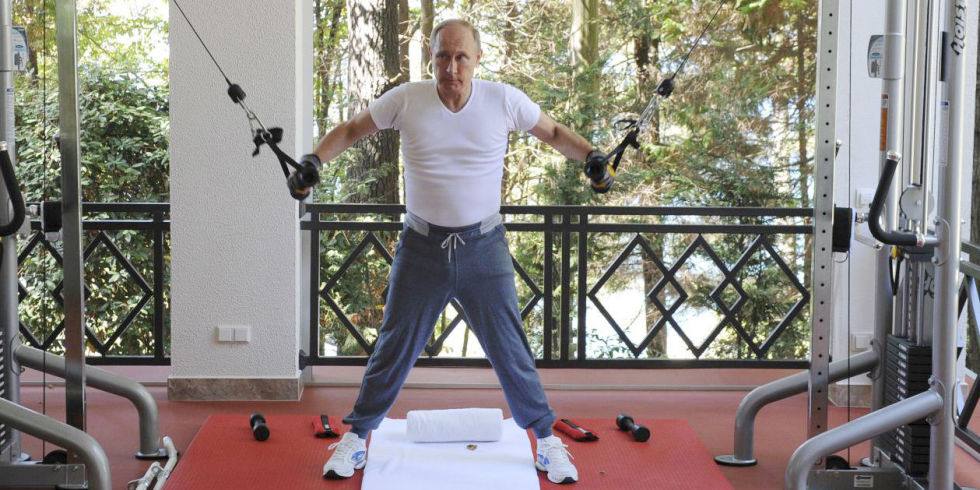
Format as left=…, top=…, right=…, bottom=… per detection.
left=168, top=0, right=313, bottom=400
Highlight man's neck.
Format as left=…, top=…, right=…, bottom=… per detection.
left=437, top=81, right=473, bottom=113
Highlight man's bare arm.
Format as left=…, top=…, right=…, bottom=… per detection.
left=528, top=112, right=594, bottom=161
left=312, top=109, right=380, bottom=162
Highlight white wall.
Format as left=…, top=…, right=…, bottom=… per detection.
left=169, top=0, right=313, bottom=381
left=833, top=0, right=977, bottom=388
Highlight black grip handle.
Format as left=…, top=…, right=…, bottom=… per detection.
left=287, top=153, right=322, bottom=201
left=0, top=148, right=26, bottom=238
left=867, top=153, right=918, bottom=247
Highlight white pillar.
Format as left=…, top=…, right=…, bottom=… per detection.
left=168, top=0, right=313, bottom=400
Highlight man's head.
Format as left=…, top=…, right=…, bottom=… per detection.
left=430, top=19, right=482, bottom=97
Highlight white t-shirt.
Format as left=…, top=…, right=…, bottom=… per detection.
left=369, top=79, right=541, bottom=227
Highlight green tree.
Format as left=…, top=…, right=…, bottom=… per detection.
left=14, top=0, right=170, bottom=357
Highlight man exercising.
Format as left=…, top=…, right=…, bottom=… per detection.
left=315, top=18, right=609, bottom=485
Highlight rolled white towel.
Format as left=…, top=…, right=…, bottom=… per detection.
left=406, top=408, right=503, bottom=442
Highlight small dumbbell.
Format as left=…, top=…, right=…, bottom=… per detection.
left=616, top=413, right=650, bottom=442
left=250, top=412, right=270, bottom=441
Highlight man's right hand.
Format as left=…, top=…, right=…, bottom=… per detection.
left=288, top=153, right=322, bottom=200
left=584, top=150, right=614, bottom=193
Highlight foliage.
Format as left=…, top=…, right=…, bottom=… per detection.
left=317, top=0, right=816, bottom=362
left=13, top=0, right=170, bottom=357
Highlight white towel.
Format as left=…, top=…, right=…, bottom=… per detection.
left=406, top=408, right=503, bottom=442
left=363, top=417, right=539, bottom=490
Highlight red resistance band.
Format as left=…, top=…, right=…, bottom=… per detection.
left=553, top=418, right=599, bottom=442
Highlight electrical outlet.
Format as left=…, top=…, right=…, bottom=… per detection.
left=855, top=188, right=875, bottom=211
left=851, top=333, right=872, bottom=350
left=216, top=325, right=236, bottom=342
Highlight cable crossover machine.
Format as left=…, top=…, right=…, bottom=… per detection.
left=715, top=0, right=980, bottom=488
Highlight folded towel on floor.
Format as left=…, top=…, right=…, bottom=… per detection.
left=406, top=407, right=503, bottom=442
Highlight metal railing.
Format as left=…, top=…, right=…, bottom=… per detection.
left=15, top=202, right=818, bottom=370
left=304, top=204, right=813, bottom=369
left=956, top=241, right=980, bottom=454
left=17, top=203, right=170, bottom=365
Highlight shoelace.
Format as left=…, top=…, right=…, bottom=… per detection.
left=328, top=436, right=361, bottom=461
left=542, top=439, right=575, bottom=466
left=440, top=232, right=467, bottom=262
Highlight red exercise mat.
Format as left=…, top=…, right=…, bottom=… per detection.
left=532, top=418, right=735, bottom=490
left=166, top=415, right=732, bottom=490
left=166, top=414, right=362, bottom=490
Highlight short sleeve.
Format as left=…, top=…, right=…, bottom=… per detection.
left=368, top=85, right=406, bottom=130
left=504, top=84, right=541, bottom=132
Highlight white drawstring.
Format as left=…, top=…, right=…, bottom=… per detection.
left=440, top=232, right=467, bottom=262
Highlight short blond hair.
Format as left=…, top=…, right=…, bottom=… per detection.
left=430, top=19, right=482, bottom=53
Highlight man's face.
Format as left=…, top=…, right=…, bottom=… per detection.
left=432, top=24, right=481, bottom=96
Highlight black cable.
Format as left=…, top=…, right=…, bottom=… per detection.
left=171, top=0, right=235, bottom=88
left=668, top=1, right=727, bottom=81
left=846, top=3, right=853, bottom=465
left=169, top=0, right=316, bottom=198
left=40, top=0, right=50, bottom=460
left=604, top=1, right=729, bottom=180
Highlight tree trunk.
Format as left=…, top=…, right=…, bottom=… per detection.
left=632, top=9, right=667, bottom=357
left=420, top=0, right=434, bottom=79
left=562, top=0, right=600, bottom=203
left=570, top=0, right=599, bottom=68
left=346, top=0, right=401, bottom=204
left=315, top=0, right=346, bottom=133
left=398, top=0, right=410, bottom=84
left=795, top=10, right=813, bottom=289
left=501, top=1, right=519, bottom=197
left=642, top=240, right=668, bottom=357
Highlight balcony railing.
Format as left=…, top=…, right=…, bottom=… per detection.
left=17, top=203, right=170, bottom=365
left=303, top=204, right=813, bottom=369
left=16, top=203, right=820, bottom=370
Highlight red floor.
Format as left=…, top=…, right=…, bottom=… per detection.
left=13, top=375, right=980, bottom=490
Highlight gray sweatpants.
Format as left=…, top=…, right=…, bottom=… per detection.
left=342, top=212, right=556, bottom=439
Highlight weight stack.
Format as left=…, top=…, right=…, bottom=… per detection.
left=880, top=335, right=931, bottom=477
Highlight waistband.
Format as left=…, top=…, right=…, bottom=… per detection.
left=405, top=211, right=502, bottom=237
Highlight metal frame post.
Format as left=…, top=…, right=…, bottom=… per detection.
left=15, top=345, right=168, bottom=459
left=0, top=397, right=110, bottom=489
left=928, top=0, right=974, bottom=485
left=807, top=0, right=841, bottom=443
left=869, top=0, right=910, bottom=462
left=785, top=390, right=943, bottom=489
left=0, top=0, right=22, bottom=462
left=715, top=351, right=878, bottom=466
left=54, top=0, right=87, bottom=437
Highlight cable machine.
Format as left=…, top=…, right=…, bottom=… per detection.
left=0, top=1, right=173, bottom=489
left=717, top=0, right=979, bottom=488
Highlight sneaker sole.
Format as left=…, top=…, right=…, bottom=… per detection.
left=323, top=461, right=365, bottom=480
left=535, top=462, right=577, bottom=484
left=323, top=469, right=351, bottom=480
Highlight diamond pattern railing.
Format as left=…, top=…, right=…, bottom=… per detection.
left=954, top=241, right=980, bottom=455
left=304, top=204, right=813, bottom=368
left=16, top=203, right=170, bottom=365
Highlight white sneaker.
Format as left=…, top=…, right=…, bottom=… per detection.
left=322, top=432, right=367, bottom=479
left=535, top=435, right=578, bottom=484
